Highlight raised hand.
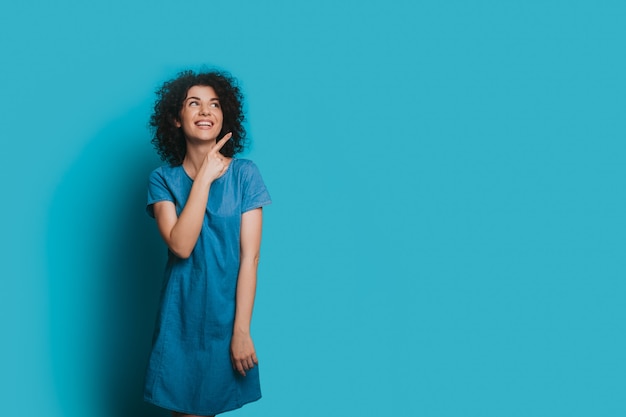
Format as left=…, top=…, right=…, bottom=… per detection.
left=197, top=132, right=232, bottom=183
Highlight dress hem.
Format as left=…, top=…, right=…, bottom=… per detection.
left=143, top=393, right=262, bottom=416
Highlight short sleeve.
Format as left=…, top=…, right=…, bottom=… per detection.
left=241, top=161, right=272, bottom=213
left=147, top=168, right=175, bottom=218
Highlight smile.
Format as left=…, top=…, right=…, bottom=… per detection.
left=196, top=121, right=214, bottom=127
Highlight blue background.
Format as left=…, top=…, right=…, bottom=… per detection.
left=1, top=1, right=625, bottom=416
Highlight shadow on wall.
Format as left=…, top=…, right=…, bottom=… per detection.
left=47, top=105, right=170, bottom=417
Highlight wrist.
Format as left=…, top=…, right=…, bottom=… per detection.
left=233, top=322, right=251, bottom=335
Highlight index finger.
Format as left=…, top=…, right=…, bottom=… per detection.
left=213, top=132, right=232, bottom=153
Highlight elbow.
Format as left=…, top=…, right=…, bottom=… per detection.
left=164, top=232, right=195, bottom=259
left=175, top=251, right=192, bottom=260
left=169, top=244, right=193, bottom=259
left=241, top=252, right=261, bottom=267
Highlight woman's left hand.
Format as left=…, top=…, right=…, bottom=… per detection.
left=230, top=329, right=258, bottom=376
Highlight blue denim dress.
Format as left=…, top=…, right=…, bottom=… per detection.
left=143, top=159, right=271, bottom=415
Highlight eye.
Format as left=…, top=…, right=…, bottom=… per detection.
left=210, top=102, right=220, bottom=108
left=189, top=100, right=199, bottom=106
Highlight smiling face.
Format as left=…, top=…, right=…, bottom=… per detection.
left=176, top=85, right=224, bottom=144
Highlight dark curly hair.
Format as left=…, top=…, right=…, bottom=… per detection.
left=150, top=70, right=247, bottom=165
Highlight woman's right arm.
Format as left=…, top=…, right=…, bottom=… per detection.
left=152, top=181, right=210, bottom=259
left=153, top=134, right=231, bottom=259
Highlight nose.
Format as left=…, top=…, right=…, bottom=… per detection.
left=199, top=103, right=212, bottom=115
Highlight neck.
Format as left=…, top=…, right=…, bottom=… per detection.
left=182, top=141, right=219, bottom=178
left=182, top=140, right=233, bottom=179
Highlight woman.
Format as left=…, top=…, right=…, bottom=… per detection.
left=143, top=70, right=271, bottom=417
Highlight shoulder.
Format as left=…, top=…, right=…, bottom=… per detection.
left=234, top=158, right=271, bottom=210
left=229, top=158, right=262, bottom=177
left=149, top=164, right=184, bottom=181
left=229, top=158, right=259, bottom=181
left=147, top=165, right=188, bottom=195
left=230, top=158, right=256, bottom=170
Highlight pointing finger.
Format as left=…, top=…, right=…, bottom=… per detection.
left=213, top=132, right=232, bottom=153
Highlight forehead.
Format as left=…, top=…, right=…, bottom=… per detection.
left=185, top=85, right=218, bottom=99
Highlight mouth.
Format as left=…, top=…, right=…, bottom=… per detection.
left=195, top=120, right=214, bottom=128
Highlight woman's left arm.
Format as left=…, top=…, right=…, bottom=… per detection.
left=231, top=207, right=263, bottom=376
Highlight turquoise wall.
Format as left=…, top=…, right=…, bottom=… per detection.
left=2, top=1, right=625, bottom=416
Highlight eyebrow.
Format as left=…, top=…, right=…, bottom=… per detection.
left=184, top=96, right=220, bottom=102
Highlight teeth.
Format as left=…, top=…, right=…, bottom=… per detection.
left=197, top=122, right=212, bottom=126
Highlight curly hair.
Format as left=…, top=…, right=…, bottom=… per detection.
left=150, top=70, right=247, bottom=165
